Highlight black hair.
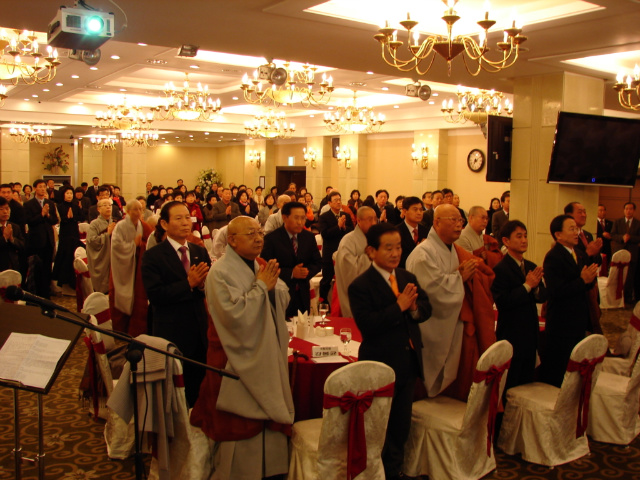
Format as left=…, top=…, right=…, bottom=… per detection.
left=282, top=201, right=306, bottom=216
left=500, top=220, right=527, bottom=242
left=366, top=222, right=399, bottom=249
left=550, top=214, right=573, bottom=241
left=375, top=189, right=389, bottom=198
left=402, top=196, right=423, bottom=210
left=563, top=202, right=581, bottom=215
left=328, top=190, right=341, bottom=201
left=500, top=191, right=511, bottom=203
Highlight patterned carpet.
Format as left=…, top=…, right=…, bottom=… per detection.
left=0, top=297, right=639, bottom=480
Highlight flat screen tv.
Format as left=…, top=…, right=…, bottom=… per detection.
left=547, top=111, right=640, bottom=188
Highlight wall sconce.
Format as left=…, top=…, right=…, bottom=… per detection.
left=303, top=147, right=317, bottom=168
left=248, top=150, right=262, bottom=168
left=411, top=143, right=428, bottom=169
left=336, top=146, right=352, bottom=169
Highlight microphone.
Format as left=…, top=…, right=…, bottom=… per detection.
left=4, top=286, right=70, bottom=313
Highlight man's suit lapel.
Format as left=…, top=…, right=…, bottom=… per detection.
left=506, top=254, right=526, bottom=281
left=162, top=240, right=188, bottom=278
left=366, top=266, right=397, bottom=303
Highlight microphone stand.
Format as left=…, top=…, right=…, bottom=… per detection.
left=35, top=303, right=238, bottom=480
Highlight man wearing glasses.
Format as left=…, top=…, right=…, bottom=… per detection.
left=191, top=216, right=293, bottom=479
left=407, top=204, right=495, bottom=400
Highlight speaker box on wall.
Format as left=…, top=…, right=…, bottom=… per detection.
left=486, top=115, right=513, bottom=183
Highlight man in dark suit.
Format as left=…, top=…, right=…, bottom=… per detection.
left=597, top=203, right=613, bottom=262
left=349, top=222, right=431, bottom=480
left=141, top=201, right=211, bottom=406
left=318, top=191, right=354, bottom=303
left=398, top=196, right=428, bottom=268
left=492, top=220, right=547, bottom=392
left=0, top=184, right=25, bottom=236
left=372, top=189, right=397, bottom=224
left=564, top=201, right=602, bottom=265
left=24, top=179, right=59, bottom=298
left=491, top=191, right=510, bottom=246
left=85, top=176, right=100, bottom=205
left=87, top=186, right=123, bottom=223
left=262, top=201, right=322, bottom=317
left=0, top=197, right=25, bottom=272
left=541, top=214, right=598, bottom=388
left=610, top=202, right=640, bottom=304
left=420, top=190, right=443, bottom=232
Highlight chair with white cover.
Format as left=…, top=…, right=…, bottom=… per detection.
left=598, top=249, right=630, bottom=309
left=587, top=342, right=640, bottom=445
left=602, top=302, right=640, bottom=377
left=497, top=334, right=608, bottom=466
left=0, top=270, right=23, bottom=304
left=289, top=361, right=395, bottom=480
left=201, top=226, right=214, bottom=256
left=82, top=292, right=115, bottom=351
left=74, top=246, right=94, bottom=311
left=78, top=222, right=90, bottom=242
left=403, top=340, right=513, bottom=480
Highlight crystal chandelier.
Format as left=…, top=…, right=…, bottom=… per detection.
left=412, top=144, right=429, bottom=169
left=303, top=147, right=317, bottom=168
left=324, top=92, right=385, bottom=134
left=614, top=64, right=640, bottom=111
left=241, top=61, right=334, bottom=107
left=441, top=88, right=512, bottom=125
left=95, top=97, right=155, bottom=130
left=122, top=130, right=159, bottom=148
left=152, top=74, right=222, bottom=121
left=245, top=110, right=295, bottom=139
left=373, top=0, right=527, bottom=76
left=0, top=29, right=60, bottom=85
left=9, top=124, right=52, bottom=144
left=89, top=136, right=119, bottom=151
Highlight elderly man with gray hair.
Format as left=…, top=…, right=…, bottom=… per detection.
left=264, top=194, right=292, bottom=234
left=455, top=206, right=489, bottom=258
left=86, top=197, right=116, bottom=293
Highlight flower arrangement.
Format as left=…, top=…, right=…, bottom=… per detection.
left=43, top=146, right=70, bottom=173
left=195, top=168, right=222, bottom=197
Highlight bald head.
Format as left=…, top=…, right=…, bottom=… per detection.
left=227, top=216, right=264, bottom=260
left=276, top=194, right=291, bottom=209
left=356, top=206, right=378, bottom=234
left=228, top=216, right=258, bottom=236
left=433, top=204, right=463, bottom=245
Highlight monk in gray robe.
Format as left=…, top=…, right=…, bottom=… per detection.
left=86, top=198, right=115, bottom=293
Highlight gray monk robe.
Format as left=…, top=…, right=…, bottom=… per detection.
left=195, top=246, right=294, bottom=480
left=335, top=225, right=371, bottom=317
left=86, top=215, right=112, bottom=293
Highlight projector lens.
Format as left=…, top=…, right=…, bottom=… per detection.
left=86, top=16, right=104, bottom=34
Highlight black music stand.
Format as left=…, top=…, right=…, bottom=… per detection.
left=0, top=302, right=83, bottom=480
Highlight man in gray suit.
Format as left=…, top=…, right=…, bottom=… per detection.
left=210, top=188, right=240, bottom=230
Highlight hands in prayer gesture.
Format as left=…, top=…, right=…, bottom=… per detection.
left=257, top=258, right=280, bottom=290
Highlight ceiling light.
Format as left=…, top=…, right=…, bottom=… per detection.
left=374, top=1, right=527, bottom=76
left=245, top=110, right=295, bottom=139
left=324, top=91, right=385, bottom=134
left=71, top=74, right=79, bottom=78
left=122, top=129, right=158, bottom=147
left=89, top=136, right=118, bottom=150
left=381, top=87, right=389, bottom=91
left=95, top=96, right=155, bottom=130
left=232, top=96, right=238, bottom=100
left=9, top=124, right=52, bottom=144
left=32, top=94, right=38, bottom=97
left=441, top=88, right=512, bottom=125
left=151, top=73, right=222, bottom=121
left=138, top=43, right=147, bottom=46
left=0, top=29, right=60, bottom=85
left=56, top=83, right=63, bottom=86
left=614, top=64, right=640, bottom=111
left=366, top=71, right=374, bottom=74
left=110, top=55, right=120, bottom=60
left=189, top=65, right=199, bottom=69
left=43, top=88, right=50, bottom=92
left=89, top=67, right=98, bottom=70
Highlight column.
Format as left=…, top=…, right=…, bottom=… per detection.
left=511, top=72, right=604, bottom=265
left=0, top=131, right=30, bottom=184
left=118, top=144, right=147, bottom=201
left=412, top=129, right=448, bottom=196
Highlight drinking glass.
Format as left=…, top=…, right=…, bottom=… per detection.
left=318, top=303, right=329, bottom=326
left=340, top=328, right=352, bottom=356
left=286, top=322, right=294, bottom=345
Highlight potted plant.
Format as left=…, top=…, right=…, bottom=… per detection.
left=43, top=146, right=70, bottom=174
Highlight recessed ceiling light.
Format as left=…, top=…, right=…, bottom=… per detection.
left=188, top=134, right=193, bottom=137
left=56, top=83, right=63, bottom=86
left=232, top=96, right=238, bottom=100
left=232, top=138, right=236, bottom=141
left=138, top=43, right=147, bottom=46
left=366, top=71, right=374, bottom=75
left=78, top=102, right=83, bottom=105
left=218, top=139, right=222, bottom=142
left=175, top=136, right=179, bottom=138
left=177, top=140, right=181, bottom=143
left=146, top=59, right=168, bottom=65
left=89, top=67, right=98, bottom=70
left=428, top=101, right=434, bottom=104
left=42, top=88, right=50, bottom=92
left=328, top=106, right=334, bottom=110
left=204, top=132, right=210, bottom=135
left=432, top=92, right=439, bottom=97
left=165, top=141, right=169, bottom=143
left=220, top=135, right=224, bottom=138
left=23, top=98, right=29, bottom=101
left=71, top=74, right=79, bottom=79
left=161, top=137, right=166, bottom=140
left=381, top=87, right=389, bottom=91
left=309, top=114, right=315, bottom=118
left=32, top=94, right=38, bottom=98
left=120, top=88, right=127, bottom=92
left=110, top=55, right=120, bottom=60
left=189, top=65, right=199, bottom=69
left=393, top=105, right=399, bottom=108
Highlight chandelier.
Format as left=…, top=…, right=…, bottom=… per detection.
left=0, top=29, right=60, bottom=85
left=0, top=84, right=6, bottom=107
left=89, top=136, right=119, bottom=151
left=245, top=110, right=295, bottom=139
left=614, top=64, right=640, bottom=111
left=373, top=0, right=527, bottom=76
left=122, top=130, right=159, bottom=148
left=95, top=97, right=154, bottom=130
left=151, top=74, right=222, bottom=121
left=412, top=144, right=429, bottom=169
left=241, top=61, right=334, bottom=107
left=324, top=91, right=385, bottom=134
left=303, top=147, right=317, bottom=168
left=9, top=124, right=52, bottom=144
left=441, top=88, right=512, bottom=125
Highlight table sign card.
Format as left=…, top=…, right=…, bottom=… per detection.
left=312, top=345, right=339, bottom=358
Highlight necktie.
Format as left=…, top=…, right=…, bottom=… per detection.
left=413, top=228, right=419, bottom=244
left=520, top=260, right=526, bottom=277
left=628, top=219, right=632, bottom=232
left=571, top=249, right=578, bottom=264
left=178, top=246, right=190, bottom=274
left=292, top=234, right=298, bottom=255
left=579, top=230, right=588, bottom=247
left=389, top=274, right=400, bottom=297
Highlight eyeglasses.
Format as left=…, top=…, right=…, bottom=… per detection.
left=233, top=229, right=265, bottom=239
left=441, top=216, right=464, bottom=224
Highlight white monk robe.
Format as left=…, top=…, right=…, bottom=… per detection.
left=334, top=225, right=371, bottom=318
left=86, top=215, right=112, bottom=293
left=406, top=228, right=465, bottom=397
left=206, top=245, right=294, bottom=479
left=110, top=216, right=142, bottom=315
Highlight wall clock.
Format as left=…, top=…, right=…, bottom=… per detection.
left=467, top=149, right=485, bottom=172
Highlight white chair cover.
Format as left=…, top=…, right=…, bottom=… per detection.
left=192, top=230, right=201, bottom=239
left=201, top=226, right=214, bottom=257
left=82, top=292, right=115, bottom=352
left=598, top=249, right=630, bottom=309
left=603, top=302, right=640, bottom=376
left=78, top=222, right=90, bottom=241
left=289, top=361, right=395, bottom=480
left=403, top=340, right=513, bottom=480
left=497, top=334, right=608, bottom=466
left=212, top=225, right=228, bottom=259
left=0, top=270, right=23, bottom=304
left=74, top=246, right=94, bottom=308
left=588, top=345, right=640, bottom=445
left=315, top=234, right=323, bottom=254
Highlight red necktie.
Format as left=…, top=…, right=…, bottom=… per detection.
left=413, top=228, right=418, bottom=244
left=579, top=230, right=588, bottom=248
left=292, top=234, right=298, bottom=255
left=178, top=246, right=190, bottom=274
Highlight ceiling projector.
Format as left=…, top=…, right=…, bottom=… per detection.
left=47, top=6, right=115, bottom=51
left=405, top=82, right=432, bottom=101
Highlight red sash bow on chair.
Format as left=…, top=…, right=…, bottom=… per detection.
left=0, top=286, right=12, bottom=303
left=94, top=308, right=111, bottom=324
left=599, top=254, right=608, bottom=277
left=472, top=359, right=511, bottom=456
left=610, top=261, right=629, bottom=300
left=202, top=233, right=211, bottom=240
left=322, top=382, right=395, bottom=480
left=630, top=314, right=640, bottom=332
left=566, top=353, right=605, bottom=438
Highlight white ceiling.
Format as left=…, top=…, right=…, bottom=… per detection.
left=0, top=0, right=638, bottom=146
